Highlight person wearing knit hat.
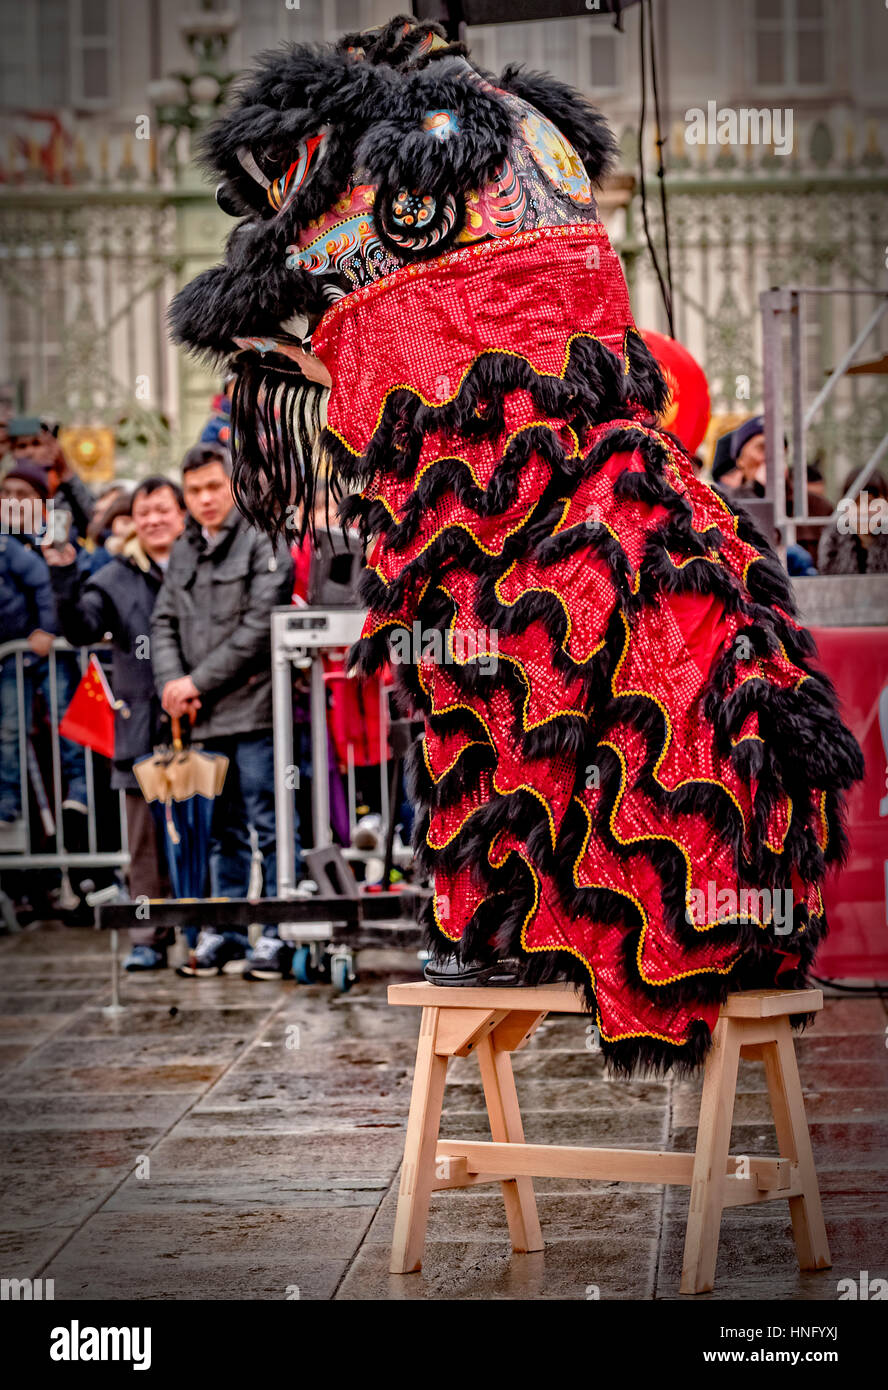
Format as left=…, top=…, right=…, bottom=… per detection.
left=709, top=416, right=766, bottom=495
left=730, top=415, right=765, bottom=461
left=7, top=418, right=96, bottom=538
left=730, top=415, right=766, bottom=490
left=2, top=461, right=51, bottom=502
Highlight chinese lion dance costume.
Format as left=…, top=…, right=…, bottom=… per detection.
left=171, top=17, right=864, bottom=1075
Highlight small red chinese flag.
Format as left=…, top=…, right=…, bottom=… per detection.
left=59, top=654, right=116, bottom=759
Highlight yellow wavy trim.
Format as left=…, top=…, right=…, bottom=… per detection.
left=492, top=844, right=698, bottom=1046
left=362, top=498, right=544, bottom=588
left=765, top=796, right=793, bottom=855
left=569, top=794, right=742, bottom=986
left=611, top=610, right=753, bottom=838
left=363, top=419, right=582, bottom=529
left=324, top=324, right=642, bottom=459
left=423, top=735, right=491, bottom=784
left=597, top=744, right=794, bottom=934
left=475, top=556, right=608, bottom=667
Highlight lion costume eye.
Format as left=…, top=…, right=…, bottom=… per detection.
left=235, top=131, right=329, bottom=216
left=266, top=131, right=328, bottom=213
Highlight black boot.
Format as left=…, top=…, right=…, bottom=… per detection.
left=423, top=955, right=526, bottom=987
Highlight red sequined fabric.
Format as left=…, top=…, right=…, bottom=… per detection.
left=312, top=221, right=859, bottom=1074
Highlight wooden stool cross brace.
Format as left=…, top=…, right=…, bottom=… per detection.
left=387, top=983, right=831, bottom=1294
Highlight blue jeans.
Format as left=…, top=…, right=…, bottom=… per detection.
left=0, top=654, right=87, bottom=820
left=203, top=730, right=301, bottom=941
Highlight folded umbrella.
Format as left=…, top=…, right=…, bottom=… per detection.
left=133, top=716, right=228, bottom=900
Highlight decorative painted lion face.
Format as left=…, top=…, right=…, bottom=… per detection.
left=169, top=15, right=623, bottom=534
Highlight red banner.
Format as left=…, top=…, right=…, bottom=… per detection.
left=810, top=626, right=888, bottom=979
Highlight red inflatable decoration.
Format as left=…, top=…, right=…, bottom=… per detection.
left=641, top=329, right=711, bottom=455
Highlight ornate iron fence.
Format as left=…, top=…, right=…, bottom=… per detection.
left=1, top=115, right=886, bottom=489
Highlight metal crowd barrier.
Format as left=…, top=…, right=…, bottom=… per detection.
left=271, top=604, right=398, bottom=895
left=761, top=285, right=888, bottom=551
left=0, top=637, right=129, bottom=880
left=92, top=607, right=426, bottom=1007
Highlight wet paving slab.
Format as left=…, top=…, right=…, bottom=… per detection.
left=142, top=1128, right=408, bottom=1180
left=363, top=1184, right=663, bottom=1246
left=656, top=1209, right=888, bottom=1302
left=104, top=1175, right=393, bottom=1212
left=0, top=923, right=885, bottom=1300
left=8, top=1062, right=227, bottom=1094
left=336, top=1235, right=660, bottom=1301
left=194, top=1065, right=413, bottom=1109
left=0, top=1093, right=198, bottom=1130
left=0, top=1044, right=33, bottom=1070
left=54, top=1003, right=281, bottom=1039
left=0, top=990, right=103, bottom=1015
left=20, top=1036, right=255, bottom=1069
left=47, top=1205, right=375, bottom=1300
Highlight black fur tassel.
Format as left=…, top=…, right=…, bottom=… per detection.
left=229, top=355, right=329, bottom=543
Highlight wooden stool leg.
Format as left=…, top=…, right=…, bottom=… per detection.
left=680, top=1016, right=742, bottom=1294
left=475, top=1034, right=544, bottom=1254
left=390, top=1006, right=449, bottom=1274
left=761, top=1018, right=831, bottom=1271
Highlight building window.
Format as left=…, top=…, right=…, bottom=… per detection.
left=588, top=31, right=618, bottom=91
left=751, top=0, right=829, bottom=90
left=70, top=0, right=116, bottom=108
left=0, top=0, right=116, bottom=110
left=465, top=18, right=617, bottom=94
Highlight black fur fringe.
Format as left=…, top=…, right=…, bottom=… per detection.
left=329, top=347, right=864, bottom=1077
left=229, top=355, right=330, bottom=543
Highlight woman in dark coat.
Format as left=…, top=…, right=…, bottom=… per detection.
left=46, top=476, right=185, bottom=968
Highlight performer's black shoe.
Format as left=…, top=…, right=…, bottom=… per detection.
left=423, top=956, right=525, bottom=987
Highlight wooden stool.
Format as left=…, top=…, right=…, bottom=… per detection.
left=387, top=982, right=830, bottom=1294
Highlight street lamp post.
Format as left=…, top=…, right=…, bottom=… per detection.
left=146, top=6, right=238, bottom=182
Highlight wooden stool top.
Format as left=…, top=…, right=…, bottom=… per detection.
left=388, top=982, right=823, bottom=1016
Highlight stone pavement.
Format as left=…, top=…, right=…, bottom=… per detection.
left=0, top=921, right=886, bottom=1301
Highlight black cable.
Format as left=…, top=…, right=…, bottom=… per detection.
left=811, top=974, right=888, bottom=998
left=637, top=0, right=674, bottom=337
left=646, top=0, right=675, bottom=334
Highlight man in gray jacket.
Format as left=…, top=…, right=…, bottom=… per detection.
left=151, top=443, right=297, bottom=978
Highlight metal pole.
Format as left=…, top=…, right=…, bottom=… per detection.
left=788, top=289, right=804, bottom=550
left=102, top=927, right=126, bottom=1017
left=803, top=299, right=888, bottom=429
left=379, top=679, right=389, bottom=838
left=0, top=852, right=133, bottom=870
left=15, top=649, right=28, bottom=841
left=47, top=646, right=65, bottom=851
left=761, top=288, right=789, bottom=555
left=310, top=653, right=331, bottom=850
left=346, top=743, right=356, bottom=843
left=271, top=620, right=297, bottom=897
left=118, top=788, right=129, bottom=872
left=81, top=649, right=97, bottom=856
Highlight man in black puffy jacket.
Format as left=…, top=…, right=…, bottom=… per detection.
left=46, top=476, right=186, bottom=969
